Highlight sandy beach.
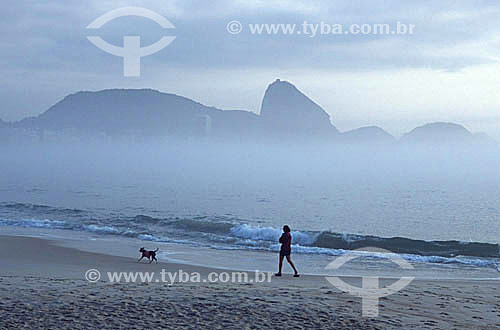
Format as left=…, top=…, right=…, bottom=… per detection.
left=0, top=234, right=498, bottom=329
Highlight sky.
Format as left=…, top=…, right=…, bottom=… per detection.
left=1, top=0, right=500, bottom=139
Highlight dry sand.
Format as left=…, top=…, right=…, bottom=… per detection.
left=1, top=234, right=499, bottom=329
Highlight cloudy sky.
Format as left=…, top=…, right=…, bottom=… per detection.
left=1, top=0, right=500, bottom=138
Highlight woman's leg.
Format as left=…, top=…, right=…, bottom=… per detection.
left=277, top=254, right=284, bottom=274
left=286, top=255, right=298, bottom=275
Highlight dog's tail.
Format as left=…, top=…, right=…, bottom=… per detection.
left=155, top=248, right=159, bottom=252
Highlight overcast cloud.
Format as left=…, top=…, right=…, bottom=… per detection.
left=1, top=0, right=499, bottom=138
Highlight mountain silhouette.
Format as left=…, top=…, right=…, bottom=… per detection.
left=16, top=89, right=263, bottom=139
left=341, top=126, right=395, bottom=144
left=260, top=79, right=338, bottom=137
left=401, top=122, right=473, bottom=144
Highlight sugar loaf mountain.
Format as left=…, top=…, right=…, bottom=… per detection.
left=1, top=79, right=497, bottom=146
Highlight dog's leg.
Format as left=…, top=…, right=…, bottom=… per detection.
left=138, top=256, right=144, bottom=263
left=153, top=256, right=158, bottom=263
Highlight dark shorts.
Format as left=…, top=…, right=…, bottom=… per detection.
left=280, top=250, right=291, bottom=257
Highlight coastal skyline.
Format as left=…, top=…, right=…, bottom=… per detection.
left=5, top=78, right=496, bottom=146
left=2, top=1, right=500, bottom=139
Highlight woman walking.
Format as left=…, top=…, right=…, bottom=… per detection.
left=275, top=225, right=299, bottom=277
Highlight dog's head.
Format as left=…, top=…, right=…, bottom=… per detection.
left=139, top=247, right=145, bottom=253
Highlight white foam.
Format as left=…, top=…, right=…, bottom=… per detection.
left=137, top=234, right=162, bottom=241
left=83, top=224, right=120, bottom=234
left=0, top=218, right=66, bottom=229
left=229, top=224, right=315, bottom=245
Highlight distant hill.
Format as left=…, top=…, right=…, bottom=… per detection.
left=15, top=89, right=263, bottom=138
left=401, top=122, right=474, bottom=144
left=341, top=126, right=395, bottom=144
left=399, top=122, right=498, bottom=148
left=260, top=79, right=338, bottom=137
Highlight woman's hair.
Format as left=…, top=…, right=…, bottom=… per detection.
left=283, top=225, right=291, bottom=232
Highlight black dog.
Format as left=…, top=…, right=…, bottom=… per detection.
left=138, top=247, right=158, bottom=263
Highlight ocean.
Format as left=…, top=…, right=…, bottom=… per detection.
left=1, top=143, right=499, bottom=278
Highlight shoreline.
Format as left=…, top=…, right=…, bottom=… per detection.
left=1, top=233, right=500, bottom=328
left=2, top=226, right=500, bottom=280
